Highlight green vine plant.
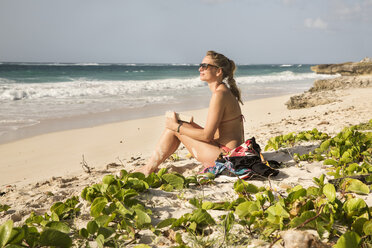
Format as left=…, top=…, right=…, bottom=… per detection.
left=264, top=128, right=330, bottom=151
left=264, top=120, right=372, bottom=194
left=0, top=168, right=215, bottom=248
left=0, top=121, right=371, bottom=248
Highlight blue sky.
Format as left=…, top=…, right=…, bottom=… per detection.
left=0, top=0, right=371, bottom=64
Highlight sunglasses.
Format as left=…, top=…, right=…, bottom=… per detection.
left=199, top=63, right=219, bottom=70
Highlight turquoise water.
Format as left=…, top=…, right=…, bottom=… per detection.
left=1, top=63, right=315, bottom=83
left=0, top=63, right=335, bottom=141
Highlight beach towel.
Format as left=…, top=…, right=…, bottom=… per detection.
left=203, top=137, right=280, bottom=179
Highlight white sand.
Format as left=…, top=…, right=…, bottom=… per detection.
left=0, top=87, right=371, bottom=247
left=1, top=88, right=371, bottom=187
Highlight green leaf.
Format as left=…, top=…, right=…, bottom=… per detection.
left=97, top=226, right=114, bottom=239
left=175, top=232, right=184, bottom=245
left=128, top=172, right=146, bottom=180
left=90, top=197, right=108, bottom=218
left=268, top=202, right=290, bottom=218
left=45, top=221, right=70, bottom=233
left=201, top=201, right=214, bottom=210
left=95, top=215, right=113, bottom=227
left=344, top=179, right=370, bottom=195
left=307, top=186, right=320, bottom=196
left=185, top=176, right=198, bottom=185
left=87, top=220, right=99, bottom=234
left=79, top=228, right=89, bottom=238
left=160, top=183, right=174, bottom=192
left=290, top=211, right=316, bottom=228
left=189, top=197, right=202, bottom=208
left=144, top=173, right=162, bottom=188
left=172, top=215, right=189, bottom=228
left=343, top=198, right=367, bottom=217
left=50, top=202, right=66, bottom=217
left=222, top=212, right=235, bottom=234
left=39, top=228, right=72, bottom=248
left=157, top=168, right=168, bottom=177
left=157, top=218, right=177, bottom=229
left=127, top=178, right=149, bottom=191
left=133, top=245, right=151, bottom=248
left=102, top=175, right=116, bottom=185
left=96, top=234, right=105, bottom=248
left=134, top=209, right=152, bottom=227
left=319, top=139, right=331, bottom=152
left=189, top=222, right=197, bottom=232
left=323, top=159, right=338, bottom=166
left=323, top=183, right=336, bottom=202
left=123, top=188, right=139, bottom=200
left=0, top=220, right=13, bottom=247
left=7, top=226, right=26, bottom=245
left=0, top=204, right=10, bottom=212
left=287, top=188, right=307, bottom=203
left=233, top=180, right=259, bottom=194
left=245, top=183, right=259, bottom=194
left=119, top=169, right=128, bottom=179
left=334, top=231, right=361, bottom=248
left=287, top=185, right=303, bottom=193
left=363, top=220, right=372, bottom=235
left=198, top=172, right=215, bottom=180
left=235, top=201, right=259, bottom=218
left=351, top=218, right=367, bottom=236
left=162, top=174, right=185, bottom=190
left=316, top=221, right=328, bottom=239
left=190, top=209, right=215, bottom=225
left=23, top=226, right=39, bottom=247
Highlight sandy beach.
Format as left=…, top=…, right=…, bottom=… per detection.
left=0, top=86, right=371, bottom=247
left=2, top=0, right=372, bottom=246
left=1, top=87, right=371, bottom=187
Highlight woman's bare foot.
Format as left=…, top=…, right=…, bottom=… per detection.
left=133, top=165, right=157, bottom=176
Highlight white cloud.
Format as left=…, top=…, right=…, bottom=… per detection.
left=304, top=18, right=328, bottom=30
left=331, top=0, right=372, bottom=22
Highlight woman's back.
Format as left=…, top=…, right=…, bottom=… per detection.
left=213, top=84, right=244, bottom=149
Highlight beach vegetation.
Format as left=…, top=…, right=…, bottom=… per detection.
left=0, top=121, right=371, bottom=247
left=0, top=205, right=10, bottom=213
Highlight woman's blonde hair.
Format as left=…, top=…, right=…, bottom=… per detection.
left=206, top=50, right=243, bottom=104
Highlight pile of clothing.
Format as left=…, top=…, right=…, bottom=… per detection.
left=202, top=137, right=280, bottom=179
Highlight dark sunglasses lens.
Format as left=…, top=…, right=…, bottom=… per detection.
left=200, top=63, right=208, bottom=69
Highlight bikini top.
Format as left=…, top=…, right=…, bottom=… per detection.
left=220, top=114, right=245, bottom=124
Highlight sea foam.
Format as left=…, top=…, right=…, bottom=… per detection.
left=0, top=77, right=204, bottom=101
left=238, top=72, right=337, bottom=85
left=0, top=72, right=336, bottom=101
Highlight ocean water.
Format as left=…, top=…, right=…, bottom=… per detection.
left=0, top=63, right=335, bottom=142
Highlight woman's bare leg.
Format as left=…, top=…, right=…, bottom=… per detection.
left=135, top=122, right=222, bottom=175
left=135, top=128, right=181, bottom=175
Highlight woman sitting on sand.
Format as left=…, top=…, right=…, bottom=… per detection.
left=136, top=51, right=244, bottom=175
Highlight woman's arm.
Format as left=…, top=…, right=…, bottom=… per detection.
left=166, top=91, right=226, bottom=142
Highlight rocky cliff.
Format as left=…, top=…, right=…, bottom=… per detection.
left=286, top=58, right=372, bottom=109
left=310, top=57, right=372, bottom=75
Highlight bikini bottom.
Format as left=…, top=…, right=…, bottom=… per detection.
left=219, top=144, right=232, bottom=154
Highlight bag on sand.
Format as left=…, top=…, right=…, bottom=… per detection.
left=203, top=137, right=280, bottom=179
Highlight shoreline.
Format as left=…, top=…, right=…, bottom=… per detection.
left=0, top=93, right=297, bottom=187
left=0, top=91, right=296, bottom=145
left=1, top=88, right=371, bottom=187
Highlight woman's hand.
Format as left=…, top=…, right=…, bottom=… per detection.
left=165, top=112, right=179, bottom=131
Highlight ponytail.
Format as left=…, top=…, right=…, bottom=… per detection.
left=206, top=51, right=243, bottom=105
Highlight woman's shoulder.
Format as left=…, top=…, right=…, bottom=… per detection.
left=212, top=87, right=229, bottom=103
left=214, top=83, right=230, bottom=95
left=214, top=84, right=236, bottom=100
